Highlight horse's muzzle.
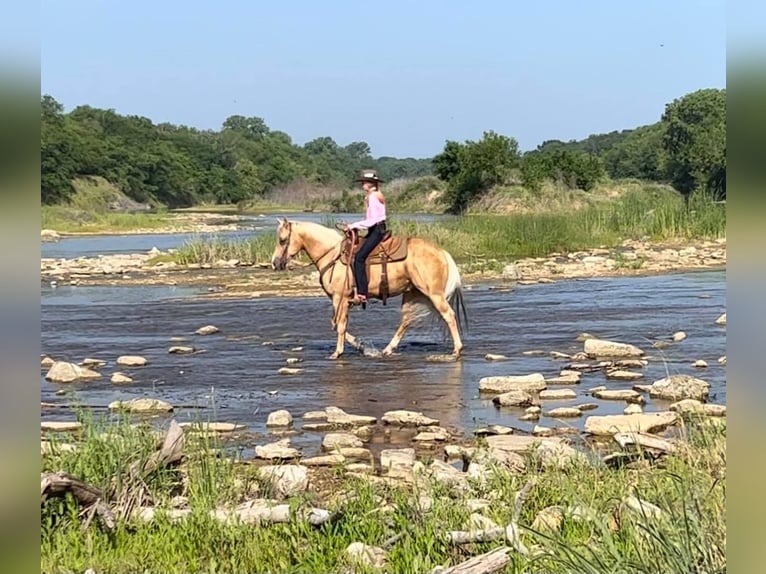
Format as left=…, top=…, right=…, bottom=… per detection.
left=272, top=257, right=286, bottom=271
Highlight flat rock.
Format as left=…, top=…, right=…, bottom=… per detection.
left=584, top=338, right=644, bottom=358
left=254, top=439, right=299, bottom=460
left=337, top=447, right=373, bottom=461
left=278, top=367, right=302, bottom=375
left=544, top=407, right=582, bottom=418
left=623, top=404, right=643, bottom=415
left=584, top=412, right=680, bottom=436
left=479, top=373, right=546, bottom=393
left=302, top=410, right=328, bottom=421
left=108, top=398, right=173, bottom=413
left=532, top=506, right=565, bottom=533
left=669, top=399, right=726, bottom=417
left=325, top=406, right=376, bottom=427
left=41, top=356, right=55, bottom=368
left=575, top=403, right=599, bottom=411
left=606, top=370, right=644, bottom=381
left=444, top=445, right=475, bottom=460
left=382, top=409, right=439, bottom=427
left=693, top=360, right=708, bottom=368
left=45, top=361, right=102, bottom=383
left=179, top=421, right=246, bottom=433
left=41, top=421, right=82, bottom=432
left=539, top=389, right=577, bottom=400
left=473, top=425, right=513, bottom=436
left=484, top=353, right=508, bottom=361
left=301, top=454, right=345, bottom=467
left=413, top=427, right=451, bottom=442
left=492, top=389, right=535, bottom=407
left=715, top=313, right=726, bottom=325
left=594, top=389, right=644, bottom=402
left=550, top=351, right=571, bottom=359
left=116, top=355, right=147, bottom=367
left=672, top=331, right=687, bottom=342
left=322, top=432, right=363, bottom=450
left=614, top=359, right=647, bottom=369
left=168, top=346, right=195, bottom=354
left=195, top=325, right=220, bottom=335
left=648, top=374, right=710, bottom=401
left=613, top=432, right=676, bottom=453
left=718, top=356, right=726, bottom=365
left=266, top=409, right=293, bottom=427
left=80, top=358, right=107, bottom=368
left=346, top=542, right=387, bottom=569
left=546, top=374, right=581, bottom=385
left=110, top=372, right=133, bottom=384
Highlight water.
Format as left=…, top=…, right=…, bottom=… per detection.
left=40, top=269, right=726, bottom=457
left=41, top=212, right=450, bottom=260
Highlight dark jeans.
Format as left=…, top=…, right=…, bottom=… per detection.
left=352, top=221, right=386, bottom=297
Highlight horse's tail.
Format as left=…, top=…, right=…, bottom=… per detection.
left=443, top=250, right=468, bottom=337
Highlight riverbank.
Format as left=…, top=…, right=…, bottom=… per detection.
left=41, top=400, right=725, bottom=573
left=40, top=236, right=726, bottom=298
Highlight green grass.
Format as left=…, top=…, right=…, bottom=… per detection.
left=171, top=234, right=277, bottom=266
left=41, top=409, right=725, bottom=574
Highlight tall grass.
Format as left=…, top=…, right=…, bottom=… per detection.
left=41, top=411, right=725, bottom=574
left=171, top=234, right=276, bottom=266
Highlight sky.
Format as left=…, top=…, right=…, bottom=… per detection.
left=40, top=0, right=727, bottom=158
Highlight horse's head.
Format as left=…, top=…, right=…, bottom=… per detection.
left=271, top=217, right=302, bottom=271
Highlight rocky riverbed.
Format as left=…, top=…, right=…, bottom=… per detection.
left=40, top=237, right=727, bottom=298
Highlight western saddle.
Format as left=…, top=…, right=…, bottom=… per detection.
left=340, top=230, right=408, bottom=305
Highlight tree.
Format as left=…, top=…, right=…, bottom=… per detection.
left=661, top=88, right=726, bottom=198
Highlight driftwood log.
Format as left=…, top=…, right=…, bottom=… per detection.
left=40, top=471, right=116, bottom=531
left=432, top=547, right=511, bottom=574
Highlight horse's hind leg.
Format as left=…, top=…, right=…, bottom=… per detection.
left=382, top=291, right=421, bottom=356
left=426, top=292, right=463, bottom=357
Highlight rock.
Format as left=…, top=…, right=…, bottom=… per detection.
left=168, top=346, right=195, bottom=354
left=41, top=229, right=61, bottom=241
left=575, top=403, right=599, bottom=411
left=258, top=465, right=308, bottom=498
left=286, top=357, right=302, bottom=365
left=479, top=373, right=546, bottom=393
left=652, top=341, right=671, bottom=349
left=473, top=425, right=513, bottom=436
left=632, top=384, right=653, bottom=394
left=546, top=373, right=581, bottom=385
left=44, top=361, right=102, bottom=383
left=195, top=325, right=220, bottom=335
left=485, top=353, right=508, bottom=361
left=593, top=389, right=644, bottom=403
left=539, top=389, right=577, bottom=400
left=302, top=454, right=345, bottom=467
left=533, top=425, right=553, bottom=436
left=346, top=542, right=387, bottom=569
left=576, top=333, right=597, bottom=342
left=623, top=404, right=643, bottom=415
left=416, top=459, right=467, bottom=488
left=337, top=447, right=373, bottom=462
left=535, top=441, right=589, bottom=469
left=80, top=358, right=107, bottom=368
left=302, top=423, right=333, bottom=431
left=278, top=367, right=302, bottom=375
left=254, top=439, right=299, bottom=460
left=445, top=445, right=475, bottom=461
left=550, top=351, right=571, bottom=359
left=468, top=513, right=500, bottom=531
left=693, top=360, right=708, bottom=368
left=110, top=372, right=133, bottom=384
left=532, top=506, right=565, bottom=533
left=718, top=356, right=726, bottom=365
left=266, top=409, right=293, bottom=427
left=669, top=399, right=726, bottom=417
left=648, top=374, right=710, bottom=402
left=525, top=406, right=542, bottom=415
left=325, top=406, right=376, bottom=427
left=108, top=398, right=173, bottom=413
left=502, top=263, right=522, bottom=279
left=584, top=412, right=680, bottom=436
left=351, top=425, right=373, bottom=441
left=322, top=432, right=363, bottom=450
left=614, top=359, right=647, bottom=369
left=522, top=350, right=546, bottom=356
left=302, top=410, right=328, bottom=421
left=414, top=428, right=451, bottom=442
left=381, top=409, right=439, bottom=427
left=41, top=421, right=82, bottom=432
left=492, top=389, right=535, bottom=407
left=116, top=355, right=147, bottom=367
left=179, top=422, right=245, bottom=433
left=584, top=338, right=644, bottom=358
left=605, top=370, right=644, bottom=381
left=613, top=432, right=676, bottom=454
left=715, top=313, right=726, bottom=325
left=40, top=355, right=55, bottom=368
left=672, top=331, right=687, bottom=342
left=621, top=496, right=664, bottom=520
left=380, top=448, right=416, bottom=478
left=544, top=407, right=582, bottom=418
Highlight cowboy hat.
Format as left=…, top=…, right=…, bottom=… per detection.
left=354, top=169, right=385, bottom=184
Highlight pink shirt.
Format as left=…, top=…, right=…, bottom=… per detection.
left=349, top=193, right=386, bottom=229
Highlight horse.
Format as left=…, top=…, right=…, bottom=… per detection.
left=271, top=218, right=467, bottom=359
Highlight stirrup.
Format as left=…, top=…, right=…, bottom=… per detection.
left=349, top=294, right=367, bottom=309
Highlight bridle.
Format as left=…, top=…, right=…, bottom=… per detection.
left=277, top=221, right=347, bottom=297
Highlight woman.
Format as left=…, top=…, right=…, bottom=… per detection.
left=345, top=169, right=387, bottom=305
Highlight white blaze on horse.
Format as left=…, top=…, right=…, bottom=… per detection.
left=271, top=218, right=467, bottom=359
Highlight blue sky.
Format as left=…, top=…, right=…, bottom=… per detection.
left=41, top=0, right=726, bottom=158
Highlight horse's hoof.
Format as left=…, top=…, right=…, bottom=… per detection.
left=328, top=352, right=343, bottom=360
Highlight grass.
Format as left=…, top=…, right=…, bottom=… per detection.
left=41, top=408, right=725, bottom=574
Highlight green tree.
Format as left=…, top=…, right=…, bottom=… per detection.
left=661, top=88, right=726, bottom=198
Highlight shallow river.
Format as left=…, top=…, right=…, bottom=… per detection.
left=41, top=269, right=726, bottom=457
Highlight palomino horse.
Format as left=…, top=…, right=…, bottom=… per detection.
left=271, top=218, right=467, bottom=359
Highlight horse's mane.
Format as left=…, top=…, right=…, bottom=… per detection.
left=293, top=220, right=343, bottom=246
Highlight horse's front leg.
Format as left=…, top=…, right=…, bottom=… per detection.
left=328, top=295, right=349, bottom=360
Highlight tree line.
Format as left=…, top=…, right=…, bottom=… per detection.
left=41, top=95, right=432, bottom=208
left=41, top=87, right=725, bottom=211
left=433, top=88, right=726, bottom=212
